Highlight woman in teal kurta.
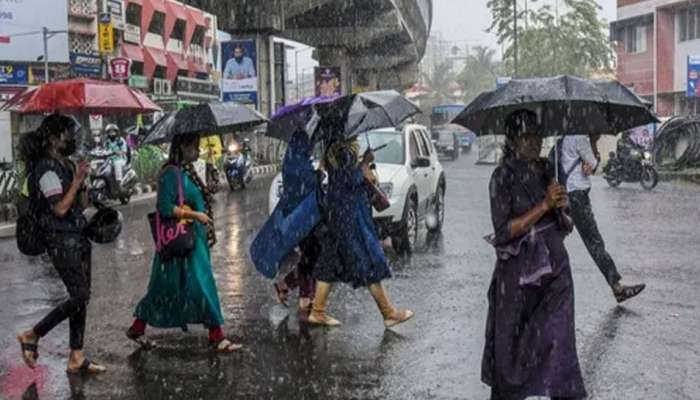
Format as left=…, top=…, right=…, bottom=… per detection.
left=126, top=135, right=240, bottom=352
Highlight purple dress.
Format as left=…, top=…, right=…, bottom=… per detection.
left=482, top=158, right=586, bottom=400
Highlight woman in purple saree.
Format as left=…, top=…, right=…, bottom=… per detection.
left=482, top=110, right=586, bottom=400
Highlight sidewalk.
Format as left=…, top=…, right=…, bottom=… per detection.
left=658, top=168, right=700, bottom=185
left=0, top=164, right=279, bottom=234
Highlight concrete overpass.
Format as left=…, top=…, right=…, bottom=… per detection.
left=188, top=0, right=432, bottom=97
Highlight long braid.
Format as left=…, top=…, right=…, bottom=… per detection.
left=182, top=163, right=216, bottom=247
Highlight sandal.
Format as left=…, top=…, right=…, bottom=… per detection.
left=126, top=327, right=156, bottom=350
left=66, top=358, right=107, bottom=374
left=384, top=309, right=415, bottom=329
left=211, top=338, right=242, bottom=353
left=273, top=283, right=290, bottom=307
left=615, top=283, right=646, bottom=303
left=17, top=336, right=39, bottom=368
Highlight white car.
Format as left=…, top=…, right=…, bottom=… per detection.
left=268, top=124, right=446, bottom=255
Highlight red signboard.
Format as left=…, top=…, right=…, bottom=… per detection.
left=0, top=36, right=10, bottom=44
left=109, top=57, right=131, bottom=80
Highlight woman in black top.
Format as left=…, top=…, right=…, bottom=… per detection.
left=16, top=114, right=106, bottom=374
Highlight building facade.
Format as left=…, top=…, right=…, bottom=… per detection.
left=612, top=0, right=700, bottom=116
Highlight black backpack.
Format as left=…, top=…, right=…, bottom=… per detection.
left=548, top=138, right=581, bottom=186
left=16, top=174, right=46, bottom=256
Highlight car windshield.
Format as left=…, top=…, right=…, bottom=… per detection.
left=432, top=130, right=454, bottom=145
left=358, top=130, right=405, bottom=165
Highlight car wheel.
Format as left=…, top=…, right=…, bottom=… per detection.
left=392, top=195, right=418, bottom=256
left=427, top=185, right=445, bottom=233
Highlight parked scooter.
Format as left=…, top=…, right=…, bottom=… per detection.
left=88, top=136, right=138, bottom=204
left=603, top=139, right=659, bottom=191
left=224, top=138, right=254, bottom=190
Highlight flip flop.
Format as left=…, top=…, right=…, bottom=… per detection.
left=17, top=336, right=39, bottom=368
left=125, top=327, right=156, bottom=350
left=211, top=339, right=242, bottom=353
left=66, top=358, right=106, bottom=374
left=615, top=284, right=646, bottom=303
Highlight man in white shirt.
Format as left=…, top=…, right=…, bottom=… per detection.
left=560, top=134, right=646, bottom=303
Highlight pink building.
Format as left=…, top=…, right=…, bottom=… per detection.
left=613, top=0, right=700, bottom=116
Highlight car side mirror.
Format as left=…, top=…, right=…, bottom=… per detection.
left=411, top=157, right=430, bottom=169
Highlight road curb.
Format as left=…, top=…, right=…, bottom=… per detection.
left=0, top=164, right=279, bottom=225
left=658, top=171, right=700, bottom=185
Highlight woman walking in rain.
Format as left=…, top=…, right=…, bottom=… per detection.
left=308, top=136, right=413, bottom=328
left=273, top=131, right=321, bottom=317
left=16, top=114, right=106, bottom=374
left=482, top=110, right=586, bottom=400
left=126, top=134, right=241, bottom=352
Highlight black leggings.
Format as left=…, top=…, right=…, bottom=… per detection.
left=33, top=234, right=92, bottom=350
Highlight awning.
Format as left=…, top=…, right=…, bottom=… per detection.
left=167, top=2, right=188, bottom=21
left=188, top=8, right=207, bottom=27
left=144, top=47, right=167, bottom=67
left=150, top=0, right=167, bottom=15
left=121, top=43, right=144, bottom=63
left=167, top=52, right=188, bottom=70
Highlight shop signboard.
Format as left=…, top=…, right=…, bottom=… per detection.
left=0, top=63, right=28, bottom=85
left=70, top=53, right=102, bottom=77
left=99, top=14, right=114, bottom=53
left=109, top=57, right=131, bottom=80
left=687, top=56, right=700, bottom=97
left=221, top=40, right=258, bottom=106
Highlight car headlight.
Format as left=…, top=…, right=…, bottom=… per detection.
left=378, top=182, right=393, bottom=198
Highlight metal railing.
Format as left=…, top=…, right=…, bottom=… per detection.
left=0, top=161, right=18, bottom=204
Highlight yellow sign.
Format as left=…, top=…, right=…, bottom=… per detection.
left=99, top=22, right=114, bottom=53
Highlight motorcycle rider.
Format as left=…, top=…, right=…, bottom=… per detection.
left=560, top=134, right=646, bottom=303
left=200, top=134, right=223, bottom=193
left=105, top=124, right=128, bottom=184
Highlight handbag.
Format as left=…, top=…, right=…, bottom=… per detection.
left=364, top=177, right=391, bottom=212
left=148, top=166, right=195, bottom=262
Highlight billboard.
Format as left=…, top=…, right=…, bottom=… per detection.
left=221, top=40, right=258, bottom=106
left=315, top=67, right=342, bottom=97
left=688, top=56, right=700, bottom=97
left=0, top=0, right=69, bottom=63
left=0, top=63, right=28, bottom=85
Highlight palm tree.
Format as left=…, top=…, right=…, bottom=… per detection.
left=422, top=61, right=456, bottom=105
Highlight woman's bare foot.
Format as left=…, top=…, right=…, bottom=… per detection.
left=17, top=330, right=39, bottom=368
left=214, top=338, right=242, bottom=353
left=66, top=350, right=106, bottom=374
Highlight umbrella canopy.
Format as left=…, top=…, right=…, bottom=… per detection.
left=452, top=75, right=659, bottom=137
left=1, top=78, right=161, bottom=114
left=143, top=101, right=267, bottom=145
left=267, top=90, right=421, bottom=142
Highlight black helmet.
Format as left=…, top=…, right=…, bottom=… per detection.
left=84, top=207, right=123, bottom=244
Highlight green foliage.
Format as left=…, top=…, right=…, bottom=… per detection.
left=487, top=0, right=613, bottom=78
left=133, top=145, right=166, bottom=185
left=457, top=45, right=503, bottom=104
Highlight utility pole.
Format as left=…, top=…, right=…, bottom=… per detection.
left=513, top=0, right=518, bottom=78
left=43, top=27, right=49, bottom=83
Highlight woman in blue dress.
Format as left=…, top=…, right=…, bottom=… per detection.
left=126, top=134, right=240, bottom=352
left=309, top=137, right=413, bottom=328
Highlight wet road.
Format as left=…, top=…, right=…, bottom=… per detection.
left=1, top=151, right=699, bottom=399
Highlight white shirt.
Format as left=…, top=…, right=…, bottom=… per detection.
left=560, top=135, right=598, bottom=193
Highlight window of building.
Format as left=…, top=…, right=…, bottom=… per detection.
left=131, top=61, right=144, bottom=76
left=191, top=26, right=205, bottom=46
left=626, top=25, right=647, bottom=54
left=148, top=11, right=165, bottom=35
left=125, top=4, right=141, bottom=26
left=171, top=20, right=186, bottom=41
left=679, top=7, right=700, bottom=42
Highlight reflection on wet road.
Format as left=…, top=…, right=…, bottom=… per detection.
left=1, top=152, right=699, bottom=399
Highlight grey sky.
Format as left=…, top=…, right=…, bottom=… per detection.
left=431, top=0, right=617, bottom=53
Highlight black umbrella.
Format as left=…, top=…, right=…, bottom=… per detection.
left=143, top=102, right=267, bottom=145
left=267, top=90, right=421, bottom=142
left=452, top=75, right=659, bottom=137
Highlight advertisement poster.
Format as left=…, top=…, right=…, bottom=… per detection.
left=687, top=56, right=700, bottom=97
left=99, top=14, right=114, bottom=54
left=627, top=123, right=656, bottom=150
left=0, top=63, right=28, bottom=85
left=0, top=0, right=69, bottom=63
left=221, top=40, right=258, bottom=106
left=70, top=53, right=102, bottom=78
left=315, top=67, right=342, bottom=97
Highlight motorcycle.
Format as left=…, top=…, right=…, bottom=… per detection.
left=88, top=147, right=138, bottom=205
left=603, top=142, right=659, bottom=191
left=224, top=140, right=254, bottom=191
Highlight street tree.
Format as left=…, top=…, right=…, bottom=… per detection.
left=457, top=46, right=502, bottom=104
left=487, top=0, right=613, bottom=78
